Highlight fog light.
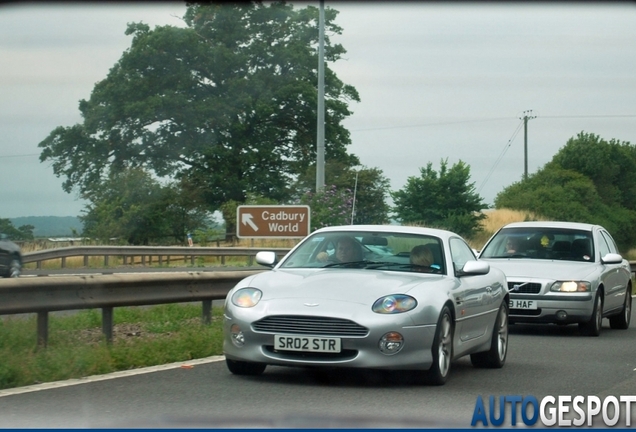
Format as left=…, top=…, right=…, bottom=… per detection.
left=230, top=324, right=245, bottom=347
left=379, top=332, right=404, bottom=355
left=556, top=310, right=568, bottom=320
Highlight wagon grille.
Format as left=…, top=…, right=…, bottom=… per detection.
left=252, top=315, right=369, bottom=337
left=508, top=282, right=542, bottom=294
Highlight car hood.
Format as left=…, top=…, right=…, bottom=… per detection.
left=480, top=258, right=597, bottom=281
left=237, top=268, right=449, bottom=304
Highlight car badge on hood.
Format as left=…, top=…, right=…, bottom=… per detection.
left=512, top=282, right=528, bottom=292
left=304, top=303, right=319, bottom=307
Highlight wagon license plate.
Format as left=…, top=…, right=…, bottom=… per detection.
left=509, top=299, right=537, bottom=310
left=274, top=335, right=341, bottom=353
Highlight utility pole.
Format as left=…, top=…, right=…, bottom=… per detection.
left=315, top=0, right=325, bottom=192
left=520, top=110, right=536, bottom=180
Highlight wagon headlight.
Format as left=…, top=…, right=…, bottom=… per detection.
left=231, top=288, right=262, bottom=307
left=372, top=295, right=417, bottom=314
left=550, top=281, right=591, bottom=292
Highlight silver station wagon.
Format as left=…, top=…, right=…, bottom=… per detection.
left=223, top=225, right=509, bottom=385
left=478, top=221, right=632, bottom=336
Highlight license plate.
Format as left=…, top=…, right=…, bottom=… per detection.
left=274, top=335, right=341, bottom=353
left=509, top=299, right=537, bottom=310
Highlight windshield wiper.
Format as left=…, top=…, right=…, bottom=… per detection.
left=323, top=260, right=370, bottom=268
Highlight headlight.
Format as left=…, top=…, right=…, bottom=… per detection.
left=372, top=295, right=417, bottom=314
left=231, top=288, right=262, bottom=307
left=550, top=281, right=591, bottom=292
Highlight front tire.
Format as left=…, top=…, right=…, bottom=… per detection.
left=427, top=306, right=453, bottom=386
left=579, top=293, right=603, bottom=336
left=471, top=302, right=508, bottom=368
left=609, top=286, right=632, bottom=330
left=226, top=359, right=266, bottom=376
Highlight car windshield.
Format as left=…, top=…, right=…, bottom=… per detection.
left=480, top=227, right=594, bottom=262
left=280, top=231, right=446, bottom=274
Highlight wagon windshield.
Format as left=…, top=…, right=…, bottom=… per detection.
left=280, top=231, right=447, bottom=274
left=480, top=227, right=594, bottom=262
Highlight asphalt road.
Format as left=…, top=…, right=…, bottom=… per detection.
left=1, top=306, right=634, bottom=429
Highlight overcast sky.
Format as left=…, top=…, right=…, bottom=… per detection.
left=1, top=1, right=635, bottom=219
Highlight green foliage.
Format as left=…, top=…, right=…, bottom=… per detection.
left=80, top=168, right=211, bottom=245
left=299, top=185, right=353, bottom=230
left=292, top=161, right=391, bottom=225
left=0, top=218, right=34, bottom=240
left=495, top=132, right=636, bottom=249
left=391, top=159, right=487, bottom=238
left=38, top=2, right=360, bottom=219
left=0, top=305, right=225, bottom=390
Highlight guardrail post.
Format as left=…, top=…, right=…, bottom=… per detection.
left=61, top=257, right=66, bottom=268
left=37, top=311, right=48, bottom=348
left=202, top=300, right=212, bottom=325
left=84, top=255, right=89, bottom=266
left=104, top=256, right=109, bottom=267
left=102, top=306, right=114, bottom=344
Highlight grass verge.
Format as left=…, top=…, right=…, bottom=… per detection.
left=0, top=304, right=224, bottom=391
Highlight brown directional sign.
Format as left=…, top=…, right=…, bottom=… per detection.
left=236, top=205, right=311, bottom=238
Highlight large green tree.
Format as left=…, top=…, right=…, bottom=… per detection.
left=549, top=132, right=636, bottom=210
left=391, top=159, right=486, bottom=238
left=495, top=132, right=636, bottom=249
left=38, top=2, right=359, bottom=220
left=80, top=168, right=211, bottom=245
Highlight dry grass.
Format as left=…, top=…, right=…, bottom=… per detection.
left=20, top=237, right=303, bottom=271
left=470, top=208, right=548, bottom=250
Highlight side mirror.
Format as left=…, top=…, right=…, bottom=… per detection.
left=601, top=253, right=623, bottom=265
left=459, top=260, right=490, bottom=276
left=255, top=251, right=278, bottom=268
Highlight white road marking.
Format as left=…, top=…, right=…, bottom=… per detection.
left=0, top=355, right=225, bottom=398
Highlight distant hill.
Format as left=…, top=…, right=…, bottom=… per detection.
left=10, top=216, right=83, bottom=238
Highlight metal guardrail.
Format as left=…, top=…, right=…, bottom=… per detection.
left=0, top=270, right=265, bottom=347
left=23, top=246, right=292, bottom=268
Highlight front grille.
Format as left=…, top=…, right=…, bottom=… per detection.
left=252, top=315, right=369, bottom=337
left=508, top=281, right=542, bottom=294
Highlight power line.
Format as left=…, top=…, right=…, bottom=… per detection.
left=476, top=119, right=524, bottom=196
left=0, top=153, right=39, bottom=159
left=350, top=114, right=636, bottom=132
left=350, top=117, right=514, bottom=132
left=540, top=114, right=636, bottom=119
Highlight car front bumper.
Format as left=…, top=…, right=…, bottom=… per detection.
left=508, top=292, right=595, bottom=324
left=223, top=311, right=438, bottom=371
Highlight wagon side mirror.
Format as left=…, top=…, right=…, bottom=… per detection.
left=601, top=253, right=623, bottom=265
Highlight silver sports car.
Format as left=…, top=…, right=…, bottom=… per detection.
left=478, top=221, right=632, bottom=336
left=223, top=225, right=509, bottom=385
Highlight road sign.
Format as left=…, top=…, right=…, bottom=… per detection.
left=236, top=205, right=311, bottom=238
